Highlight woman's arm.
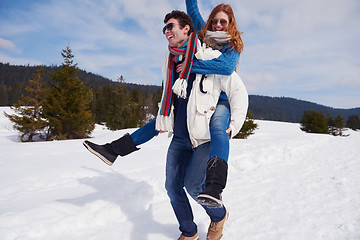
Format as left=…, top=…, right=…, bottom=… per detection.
left=186, top=0, right=205, bottom=32
left=192, top=46, right=240, bottom=75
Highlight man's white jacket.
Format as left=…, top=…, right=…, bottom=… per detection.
left=158, top=41, right=249, bottom=148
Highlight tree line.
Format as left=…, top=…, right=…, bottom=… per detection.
left=2, top=63, right=360, bottom=124
left=249, top=95, right=360, bottom=123
left=5, top=46, right=161, bottom=141
left=300, top=109, right=360, bottom=136
left=5, top=46, right=256, bottom=141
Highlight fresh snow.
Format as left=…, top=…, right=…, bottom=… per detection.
left=0, top=106, right=359, bottom=240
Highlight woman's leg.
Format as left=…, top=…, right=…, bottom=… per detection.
left=83, top=118, right=159, bottom=165
left=208, top=100, right=231, bottom=162
left=130, top=117, right=159, bottom=146
left=196, top=100, right=231, bottom=207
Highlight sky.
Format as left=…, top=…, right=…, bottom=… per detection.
left=0, top=0, right=359, bottom=109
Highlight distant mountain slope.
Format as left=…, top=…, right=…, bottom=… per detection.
left=249, top=95, right=360, bottom=123
left=1, top=62, right=359, bottom=123
left=0, top=63, right=160, bottom=106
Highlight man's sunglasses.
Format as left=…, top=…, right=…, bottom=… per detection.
left=163, top=23, right=174, bottom=34
left=211, top=19, right=228, bottom=26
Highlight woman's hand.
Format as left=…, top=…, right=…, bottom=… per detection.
left=226, top=127, right=232, bottom=139
left=226, top=127, right=232, bottom=134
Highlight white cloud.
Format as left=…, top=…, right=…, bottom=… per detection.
left=240, top=72, right=280, bottom=93
left=1, top=0, right=359, bottom=108
left=0, top=38, right=16, bottom=50
left=0, top=53, right=42, bottom=66
left=232, top=0, right=358, bottom=38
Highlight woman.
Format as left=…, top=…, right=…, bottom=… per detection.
left=184, top=0, right=245, bottom=208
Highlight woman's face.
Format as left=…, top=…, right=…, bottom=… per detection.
left=211, top=11, right=229, bottom=32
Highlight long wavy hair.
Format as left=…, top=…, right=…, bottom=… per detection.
left=198, top=4, right=243, bottom=52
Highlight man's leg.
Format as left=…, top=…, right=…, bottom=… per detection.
left=184, top=142, right=228, bottom=239
left=165, top=137, right=197, bottom=237
left=184, top=142, right=227, bottom=222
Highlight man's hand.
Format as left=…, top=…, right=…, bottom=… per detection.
left=176, top=62, right=185, bottom=73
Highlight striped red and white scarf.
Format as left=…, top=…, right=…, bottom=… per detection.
left=156, top=32, right=198, bottom=132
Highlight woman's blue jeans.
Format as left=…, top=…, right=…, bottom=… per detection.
left=165, top=136, right=227, bottom=237
left=130, top=117, right=159, bottom=146
left=209, top=100, right=231, bottom=162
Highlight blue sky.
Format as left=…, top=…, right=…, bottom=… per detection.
left=1, top=0, right=359, bottom=109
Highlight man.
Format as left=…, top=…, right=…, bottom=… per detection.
left=160, top=10, right=228, bottom=240
left=83, top=10, right=229, bottom=240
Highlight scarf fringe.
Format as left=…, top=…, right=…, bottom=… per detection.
left=155, top=113, right=174, bottom=133
left=172, top=78, right=188, bottom=99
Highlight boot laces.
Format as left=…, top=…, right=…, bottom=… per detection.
left=209, top=221, right=219, bottom=232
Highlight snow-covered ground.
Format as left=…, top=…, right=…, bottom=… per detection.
left=0, top=106, right=359, bottom=240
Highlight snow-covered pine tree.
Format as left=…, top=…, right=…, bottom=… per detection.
left=5, top=67, right=48, bottom=141
left=43, top=46, right=94, bottom=140
left=234, top=110, right=258, bottom=139
left=300, top=110, right=328, bottom=134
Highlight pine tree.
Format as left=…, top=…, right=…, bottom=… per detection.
left=326, top=113, right=335, bottom=135
left=43, top=46, right=94, bottom=140
left=152, top=88, right=162, bottom=115
left=129, top=86, right=145, bottom=126
left=333, top=114, right=346, bottom=136
left=5, top=67, right=49, bottom=141
left=0, top=80, right=9, bottom=105
left=234, top=110, right=258, bottom=139
left=300, top=110, right=328, bottom=134
left=103, top=78, right=129, bottom=130
left=346, top=114, right=360, bottom=130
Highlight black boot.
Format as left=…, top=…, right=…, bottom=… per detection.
left=83, top=140, right=118, bottom=165
left=197, top=157, right=228, bottom=208
left=83, top=133, right=139, bottom=166
left=110, top=133, right=139, bottom=157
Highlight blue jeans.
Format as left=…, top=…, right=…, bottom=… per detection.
left=165, top=136, right=227, bottom=237
left=130, top=118, right=159, bottom=146
left=209, top=100, right=231, bottom=162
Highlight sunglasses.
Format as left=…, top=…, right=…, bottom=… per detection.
left=211, top=19, right=228, bottom=26
left=162, top=23, right=174, bottom=34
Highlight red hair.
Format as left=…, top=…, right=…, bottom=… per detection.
left=198, top=4, right=244, bottom=52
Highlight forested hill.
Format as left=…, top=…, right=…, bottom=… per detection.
left=0, top=63, right=160, bottom=105
left=1, top=62, right=359, bottom=123
left=249, top=95, right=360, bottom=123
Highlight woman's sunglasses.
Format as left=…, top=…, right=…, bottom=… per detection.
left=211, top=19, right=228, bottom=26
left=162, top=23, right=174, bottom=34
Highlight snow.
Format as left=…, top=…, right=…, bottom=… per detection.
left=1, top=106, right=360, bottom=240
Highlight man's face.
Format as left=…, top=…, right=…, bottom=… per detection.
left=164, top=18, right=189, bottom=48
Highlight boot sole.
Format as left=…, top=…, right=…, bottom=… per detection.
left=197, top=194, right=223, bottom=208
left=83, top=141, right=114, bottom=166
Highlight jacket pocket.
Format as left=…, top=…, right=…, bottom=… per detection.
left=191, top=104, right=216, bottom=139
